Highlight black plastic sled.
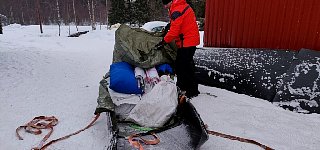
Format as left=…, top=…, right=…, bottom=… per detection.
left=105, top=101, right=209, bottom=150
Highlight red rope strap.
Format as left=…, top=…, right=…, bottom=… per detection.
left=16, top=116, right=58, bottom=149
left=16, top=114, right=100, bottom=150
left=206, top=128, right=274, bottom=150
left=128, top=133, right=160, bottom=150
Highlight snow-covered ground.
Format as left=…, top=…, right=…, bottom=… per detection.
left=0, top=25, right=320, bottom=150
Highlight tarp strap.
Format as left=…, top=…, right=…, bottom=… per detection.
left=206, top=128, right=274, bottom=150
left=128, top=132, right=160, bottom=150
left=16, top=114, right=100, bottom=150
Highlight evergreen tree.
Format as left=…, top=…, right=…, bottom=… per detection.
left=132, top=0, right=150, bottom=26
left=108, top=0, right=127, bottom=25
left=125, top=0, right=133, bottom=24
left=187, top=0, right=205, bottom=19
left=148, top=0, right=169, bottom=22
left=194, top=0, right=206, bottom=18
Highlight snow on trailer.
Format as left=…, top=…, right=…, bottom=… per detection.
left=141, top=21, right=168, bottom=32
left=194, top=48, right=320, bottom=114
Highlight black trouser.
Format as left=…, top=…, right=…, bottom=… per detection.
left=176, top=46, right=199, bottom=97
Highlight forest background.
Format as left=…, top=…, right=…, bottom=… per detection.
left=0, top=0, right=205, bottom=29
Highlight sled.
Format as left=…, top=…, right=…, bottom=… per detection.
left=105, top=99, right=209, bottom=150
left=93, top=24, right=208, bottom=149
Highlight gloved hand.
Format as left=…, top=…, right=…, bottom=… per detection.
left=161, top=23, right=170, bottom=37
left=155, top=40, right=165, bottom=50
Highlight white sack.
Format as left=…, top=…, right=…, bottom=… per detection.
left=126, top=76, right=178, bottom=128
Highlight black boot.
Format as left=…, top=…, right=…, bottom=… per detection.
left=186, top=90, right=200, bottom=98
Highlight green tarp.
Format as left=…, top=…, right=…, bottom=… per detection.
left=112, top=24, right=177, bottom=69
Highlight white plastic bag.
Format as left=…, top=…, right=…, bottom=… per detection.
left=126, top=76, right=178, bottom=128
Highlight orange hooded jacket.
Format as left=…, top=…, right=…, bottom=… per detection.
left=164, top=0, right=200, bottom=48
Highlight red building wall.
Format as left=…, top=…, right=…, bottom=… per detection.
left=204, top=0, right=320, bottom=50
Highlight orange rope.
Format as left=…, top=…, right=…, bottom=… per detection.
left=16, top=114, right=100, bottom=150
left=206, top=128, right=274, bottom=150
left=128, top=133, right=160, bottom=150
left=16, top=116, right=58, bottom=149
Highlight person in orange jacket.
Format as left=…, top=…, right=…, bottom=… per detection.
left=156, top=0, right=200, bottom=98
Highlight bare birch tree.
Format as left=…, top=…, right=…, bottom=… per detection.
left=87, top=0, right=96, bottom=30
left=99, top=11, right=101, bottom=30
left=87, top=0, right=92, bottom=28
left=67, top=2, right=71, bottom=35
left=9, top=6, right=13, bottom=23
left=21, top=11, right=25, bottom=25
left=72, top=0, right=78, bottom=31
left=106, top=0, right=108, bottom=28
left=56, top=0, right=61, bottom=36
left=91, top=0, right=96, bottom=30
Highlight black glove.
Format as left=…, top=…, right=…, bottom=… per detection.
left=161, top=23, right=171, bottom=37
left=155, top=40, right=165, bottom=50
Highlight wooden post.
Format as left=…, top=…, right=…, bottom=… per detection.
left=36, top=0, right=43, bottom=34
left=67, top=2, right=71, bottom=36
left=0, top=18, right=3, bottom=34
